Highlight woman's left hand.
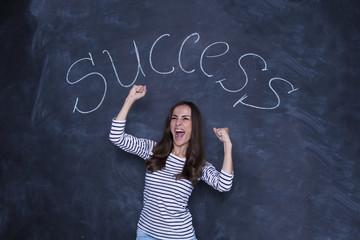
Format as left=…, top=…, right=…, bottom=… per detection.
left=214, top=127, right=233, bottom=174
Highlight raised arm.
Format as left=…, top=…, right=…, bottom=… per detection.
left=116, top=85, right=147, bottom=121
left=213, top=127, right=233, bottom=175
left=109, top=85, right=155, bottom=160
left=201, top=127, right=233, bottom=192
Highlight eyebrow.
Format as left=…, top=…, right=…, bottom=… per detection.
left=172, top=114, right=191, bottom=118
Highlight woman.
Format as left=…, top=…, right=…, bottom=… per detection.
left=109, top=85, right=234, bottom=240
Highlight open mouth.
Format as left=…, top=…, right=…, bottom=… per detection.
left=175, top=129, right=185, bottom=139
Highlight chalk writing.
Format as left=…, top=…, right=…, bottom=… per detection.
left=178, top=33, right=199, bottom=74
left=150, top=34, right=175, bottom=75
left=234, top=77, right=299, bottom=110
left=66, top=53, right=107, bottom=114
left=103, top=41, right=145, bottom=87
left=200, top=41, right=229, bottom=77
left=66, top=32, right=298, bottom=114
left=216, top=53, right=299, bottom=109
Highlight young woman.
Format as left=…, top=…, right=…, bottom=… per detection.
left=109, top=85, right=234, bottom=240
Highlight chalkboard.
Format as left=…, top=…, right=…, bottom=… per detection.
left=1, top=0, right=360, bottom=239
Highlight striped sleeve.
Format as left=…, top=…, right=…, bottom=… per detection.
left=109, top=119, right=155, bottom=160
left=201, top=162, right=234, bottom=192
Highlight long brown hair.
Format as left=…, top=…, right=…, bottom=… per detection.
left=145, top=101, right=205, bottom=186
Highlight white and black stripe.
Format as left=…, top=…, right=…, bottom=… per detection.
left=109, top=119, right=233, bottom=240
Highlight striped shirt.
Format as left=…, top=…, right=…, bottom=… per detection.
left=109, top=119, right=233, bottom=240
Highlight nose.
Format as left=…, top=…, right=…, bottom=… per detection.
left=175, top=119, right=182, bottom=126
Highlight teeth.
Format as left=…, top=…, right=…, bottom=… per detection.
left=175, top=129, right=184, bottom=133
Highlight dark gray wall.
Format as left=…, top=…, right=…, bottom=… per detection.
left=1, top=0, right=359, bottom=239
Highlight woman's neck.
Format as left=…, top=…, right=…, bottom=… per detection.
left=171, top=145, right=188, bottom=158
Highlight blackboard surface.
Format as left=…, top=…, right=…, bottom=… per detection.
left=1, top=0, right=360, bottom=239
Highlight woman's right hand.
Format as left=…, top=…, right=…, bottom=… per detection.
left=127, top=85, right=147, bottom=102
left=115, top=85, right=147, bottom=121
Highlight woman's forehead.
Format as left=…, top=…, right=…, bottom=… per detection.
left=172, top=105, right=191, bottom=115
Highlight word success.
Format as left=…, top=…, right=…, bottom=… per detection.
left=66, top=32, right=299, bottom=114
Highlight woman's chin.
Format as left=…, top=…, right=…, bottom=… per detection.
left=173, top=140, right=189, bottom=149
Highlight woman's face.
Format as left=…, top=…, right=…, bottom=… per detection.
left=170, top=104, right=192, bottom=150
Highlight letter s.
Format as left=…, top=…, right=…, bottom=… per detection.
left=66, top=53, right=107, bottom=114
